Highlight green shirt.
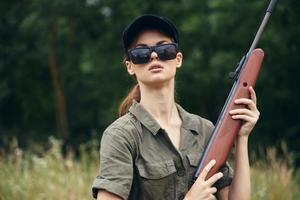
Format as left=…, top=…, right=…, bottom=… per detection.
left=92, top=101, right=233, bottom=200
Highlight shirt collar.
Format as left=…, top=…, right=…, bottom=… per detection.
left=176, top=104, right=200, bottom=134
left=129, top=101, right=200, bottom=135
left=129, top=100, right=161, bottom=135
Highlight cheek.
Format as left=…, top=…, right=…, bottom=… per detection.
left=132, top=66, right=147, bottom=77
left=167, top=61, right=179, bottom=72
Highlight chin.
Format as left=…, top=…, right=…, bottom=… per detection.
left=145, top=76, right=174, bottom=87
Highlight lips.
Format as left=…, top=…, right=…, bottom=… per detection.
left=149, top=63, right=164, bottom=71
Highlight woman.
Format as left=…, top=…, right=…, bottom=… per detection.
left=92, top=14, right=259, bottom=200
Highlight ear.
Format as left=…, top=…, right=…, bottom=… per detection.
left=125, top=60, right=135, bottom=75
left=175, top=52, right=183, bottom=68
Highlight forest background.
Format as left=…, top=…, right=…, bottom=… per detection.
left=0, top=0, right=299, bottom=199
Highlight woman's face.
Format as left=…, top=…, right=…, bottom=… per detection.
left=125, top=30, right=183, bottom=87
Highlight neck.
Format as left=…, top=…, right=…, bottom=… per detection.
left=139, top=79, right=178, bottom=127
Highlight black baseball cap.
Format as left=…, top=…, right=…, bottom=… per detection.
left=122, top=14, right=179, bottom=51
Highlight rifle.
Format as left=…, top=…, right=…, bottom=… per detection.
left=193, top=0, right=278, bottom=180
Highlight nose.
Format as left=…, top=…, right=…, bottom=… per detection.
left=150, top=50, right=159, bottom=61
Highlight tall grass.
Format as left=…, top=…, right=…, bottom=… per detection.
left=251, top=144, right=300, bottom=200
left=0, top=137, right=299, bottom=200
left=0, top=137, right=99, bottom=200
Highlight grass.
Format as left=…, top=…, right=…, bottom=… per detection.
left=0, top=137, right=99, bottom=200
left=251, top=144, right=300, bottom=200
left=0, top=137, right=299, bottom=200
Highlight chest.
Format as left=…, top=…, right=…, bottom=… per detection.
left=132, top=128, right=204, bottom=200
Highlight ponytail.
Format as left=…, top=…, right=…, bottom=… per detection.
left=118, top=84, right=141, bottom=117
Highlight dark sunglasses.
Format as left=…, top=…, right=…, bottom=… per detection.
left=127, top=43, right=179, bottom=64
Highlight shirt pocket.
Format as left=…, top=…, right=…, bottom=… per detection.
left=136, top=160, right=176, bottom=199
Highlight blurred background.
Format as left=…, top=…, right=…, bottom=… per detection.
left=0, top=0, right=299, bottom=199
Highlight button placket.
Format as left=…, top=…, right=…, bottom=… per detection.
left=176, top=167, right=185, bottom=177
left=160, top=128, right=189, bottom=199
left=178, top=193, right=185, bottom=200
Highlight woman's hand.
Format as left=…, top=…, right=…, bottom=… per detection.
left=185, top=160, right=223, bottom=200
left=229, top=86, right=260, bottom=138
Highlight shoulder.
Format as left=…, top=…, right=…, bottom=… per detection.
left=101, top=112, right=141, bottom=149
left=177, top=103, right=214, bottom=128
left=191, top=113, right=214, bottom=133
left=105, top=113, right=139, bottom=134
left=190, top=113, right=214, bottom=144
left=177, top=103, right=214, bottom=140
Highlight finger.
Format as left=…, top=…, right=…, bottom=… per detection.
left=234, top=98, right=252, bottom=105
left=208, top=194, right=217, bottom=200
left=229, top=108, right=257, bottom=118
left=249, top=86, right=257, bottom=105
left=199, top=160, right=216, bottom=180
left=234, top=98, right=257, bottom=111
left=231, top=114, right=257, bottom=123
left=209, top=187, right=218, bottom=194
left=206, top=172, right=223, bottom=186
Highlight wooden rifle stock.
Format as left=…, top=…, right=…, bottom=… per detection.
left=194, top=49, right=264, bottom=180
left=193, top=0, right=277, bottom=181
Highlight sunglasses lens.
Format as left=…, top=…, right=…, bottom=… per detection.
left=129, top=48, right=151, bottom=64
left=128, top=43, right=178, bottom=64
left=156, top=44, right=178, bottom=61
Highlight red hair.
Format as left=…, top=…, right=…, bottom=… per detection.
left=118, top=84, right=141, bottom=117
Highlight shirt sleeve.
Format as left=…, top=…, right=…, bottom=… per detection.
left=213, top=162, right=234, bottom=189
left=92, top=127, right=136, bottom=199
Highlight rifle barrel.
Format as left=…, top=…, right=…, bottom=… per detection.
left=249, top=0, right=278, bottom=52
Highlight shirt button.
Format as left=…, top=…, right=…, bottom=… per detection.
left=177, top=168, right=185, bottom=177
left=178, top=193, right=185, bottom=200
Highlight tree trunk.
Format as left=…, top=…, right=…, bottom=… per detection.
left=48, top=19, right=69, bottom=139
